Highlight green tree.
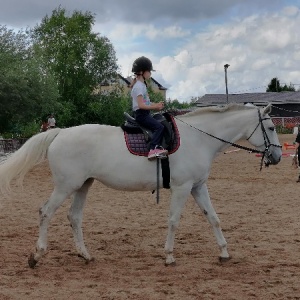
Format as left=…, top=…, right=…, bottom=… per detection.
left=0, top=25, right=59, bottom=135
left=32, top=7, right=118, bottom=127
left=266, top=77, right=295, bottom=92
left=147, top=84, right=195, bottom=115
left=86, top=88, right=131, bottom=126
left=147, top=84, right=165, bottom=104
left=165, top=98, right=193, bottom=109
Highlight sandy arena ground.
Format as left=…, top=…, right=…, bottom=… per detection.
left=0, top=134, right=300, bottom=300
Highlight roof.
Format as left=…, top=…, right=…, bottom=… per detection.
left=151, top=77, right=167, bottom=90
left=123, top=76, right=167, bottom=90
left=196, top=92, right=300, bottom=106
left=100, top=73, right=167, bottom=91
left=118, top=74, right=131, bottom=86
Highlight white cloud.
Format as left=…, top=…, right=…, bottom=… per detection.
left=293, top=50, right=300, bottom=61
left=282, top=5, right=299, bottom=16
left=5, top=1, right=299, bottom=102
left=174, top=50, right=193, bottom=66
left=251, top=59, right=272, bottom=71
left=111, top=4, right=300, bottom=101
left=96, top=22, right=190, bottom=43
left=288, top=71, right=300, bottom=83
left=145, top=25, right=190, bottom=40
left=156, top=5, right=300, bottom=101
left=157, top=56, right=185, bottom=83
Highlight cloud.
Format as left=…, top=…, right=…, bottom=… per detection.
left=0, top=0, right=291, bottom=28
left=155, top=5, right=300, bottom=100
left=251, top=59, right=273, bottom=71
left=96, top=23, right=190, bottom=42
left=1, top=0, right=299, bottom=102
left=145, top=25, right=190, bottom=40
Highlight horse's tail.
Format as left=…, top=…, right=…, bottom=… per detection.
left=0, top=128, right=61, bottom=194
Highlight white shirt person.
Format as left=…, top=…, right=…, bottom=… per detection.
left=48, top=115, right=56, bottom=128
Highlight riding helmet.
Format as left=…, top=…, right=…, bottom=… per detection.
left=131, top=56, right=154, bottom=74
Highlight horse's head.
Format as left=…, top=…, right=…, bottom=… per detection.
left=246, top=103, right=282, bottom=166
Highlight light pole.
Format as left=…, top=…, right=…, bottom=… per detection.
left=224, top=64, right=230, bottom=104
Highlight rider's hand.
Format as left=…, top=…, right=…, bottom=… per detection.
left=153, top=102, right=164, bottom=111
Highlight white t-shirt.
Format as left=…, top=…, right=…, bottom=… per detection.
left=293, top=126, right=298, bottom=135
left=48, top=117, right=56, bottom=127
left=131, top=81, right=151, bottom=111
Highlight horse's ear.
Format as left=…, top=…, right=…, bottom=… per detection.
left=262, top=103, right=272, bottom=115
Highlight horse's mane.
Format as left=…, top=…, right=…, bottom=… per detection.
left=183, top=103, right=255, bottom=117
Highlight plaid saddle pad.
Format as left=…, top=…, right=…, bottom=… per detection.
left=123, top=115, right=180, bottom=157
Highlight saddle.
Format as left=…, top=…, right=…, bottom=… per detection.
left=121, top=112, right=180, bottom=157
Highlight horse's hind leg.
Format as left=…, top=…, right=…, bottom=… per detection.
left=191, top=183, right=230, bottom=262
left=28, top=188, right=71, bottom=268
left=67, top=178, right=94, bottom=263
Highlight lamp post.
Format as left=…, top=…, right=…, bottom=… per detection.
left=224, top=64, right=230, bottom=104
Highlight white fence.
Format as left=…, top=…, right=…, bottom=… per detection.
left=272, top=116, right=300, bottom=127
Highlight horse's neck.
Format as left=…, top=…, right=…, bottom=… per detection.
left=180, top=110, right=253, bottom=150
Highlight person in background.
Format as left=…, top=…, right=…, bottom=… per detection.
left=294, top=125, right=300, bottom=182
left=130, top=56, right=168, bottom=160
left=40, top=120, right=49, bottom=132
left=48, top=114, right=56, bottom=129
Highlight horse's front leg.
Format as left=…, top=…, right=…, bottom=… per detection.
left=191, top=183, right=230, bottom=262
left=165, top=182, right=193, bottom=265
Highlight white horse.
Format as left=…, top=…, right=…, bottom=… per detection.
left=0, top=103, right=282, bottom=268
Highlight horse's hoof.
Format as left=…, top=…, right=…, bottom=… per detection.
left=219, top=256, right=232, bottom=263
left=85, top=257, right=95, bottom=265
left=28, top=253, right=38, bottom=269
left=78, top=254, right=95, bottom=264
left=165, top=261, right=176, bottom=267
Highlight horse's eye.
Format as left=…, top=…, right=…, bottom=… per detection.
left=269, top=127, right=275, bottom=131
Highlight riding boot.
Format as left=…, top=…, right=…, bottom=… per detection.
left=297, top=168, right=300, bottom=182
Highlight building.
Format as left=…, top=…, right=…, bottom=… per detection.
left=96, top=74, right=168, bottom=100
left=195, top=91, right=300, bottom=118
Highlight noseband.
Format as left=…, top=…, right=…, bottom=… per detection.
left=246, top=109, right=282, bottom=169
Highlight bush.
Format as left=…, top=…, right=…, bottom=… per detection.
left=276, top=125, right=293, bottom=134
left=1, top=121, right=40, bottom=139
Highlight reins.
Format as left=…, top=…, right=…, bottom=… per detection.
left=172, top=108, right=282, bottom=170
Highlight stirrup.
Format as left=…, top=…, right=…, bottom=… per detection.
left=148, top=153, right=168, bottom=161
left=148, top=148, right=168, bottom=161
left=155, top=154, right=168, bottom=159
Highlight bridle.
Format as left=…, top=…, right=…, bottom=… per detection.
left=173, top=108, right=282, bottom=170
left=246, top=109, right=282, bottom=169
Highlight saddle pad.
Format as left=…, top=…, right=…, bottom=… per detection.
left=124, top=116, right=180, bottom=157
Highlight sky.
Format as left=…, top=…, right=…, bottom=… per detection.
left=1, top=0, right=300, bottom=102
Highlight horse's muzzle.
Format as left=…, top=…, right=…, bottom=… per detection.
left=264, top=149, right=282, bottom=166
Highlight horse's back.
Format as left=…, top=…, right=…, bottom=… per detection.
left=49, top=124, right=127, bottom=159
left=47, top=124, right=157, bottom=190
